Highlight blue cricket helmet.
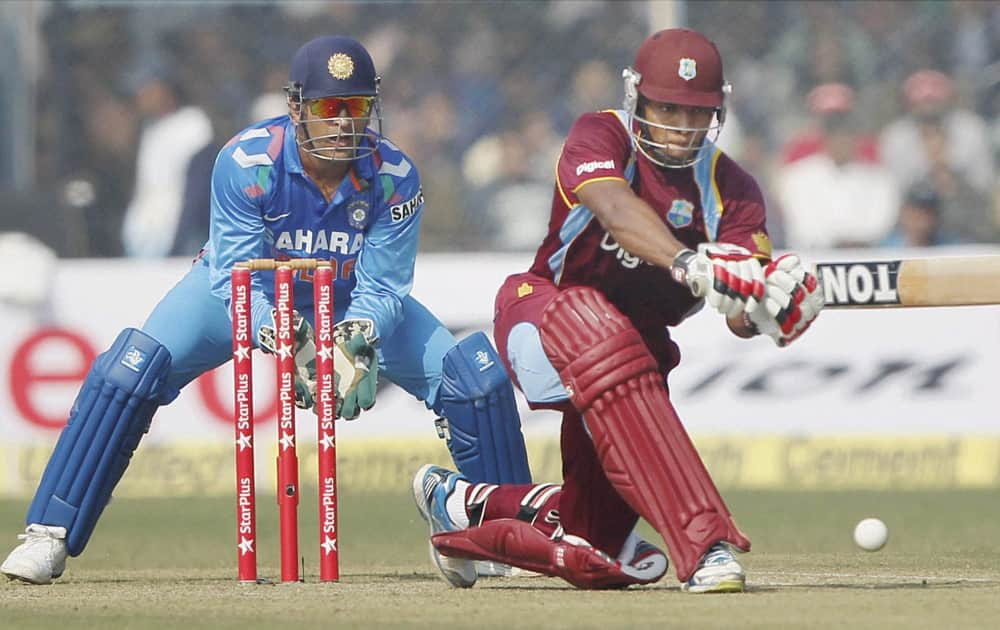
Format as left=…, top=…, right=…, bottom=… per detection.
left=288, top=35, right=379, bottom=98
left=285, top=35, right=382, bottom=161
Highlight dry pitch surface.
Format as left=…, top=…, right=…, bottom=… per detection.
left=2, top=490, right=998, bottom=629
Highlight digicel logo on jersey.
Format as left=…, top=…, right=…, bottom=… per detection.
left=575, top=159, right=615, bottom=177
left=600, top=232, right=645, bottom=269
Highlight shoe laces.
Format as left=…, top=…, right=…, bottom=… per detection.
left=17, top=525, right=63, bottom=547
left=702, top=542, right=735, bottom=567
left=426, top=470, right=459, bottom=533
left=16, top=533, right=49, bottom=550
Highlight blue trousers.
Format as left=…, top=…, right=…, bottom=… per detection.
left=142, top=261, right=457, bottom=410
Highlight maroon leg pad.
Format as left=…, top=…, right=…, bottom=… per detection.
left=560, top=409, right=638, bottom=557
left=432, top=519, right=658, bottom=589
left=539, top=286, right=750, bottom=581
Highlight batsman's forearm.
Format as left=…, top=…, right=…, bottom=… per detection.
left=598, top=202, right=689, bottom=270
left=578, top=180, right=689, bottom=270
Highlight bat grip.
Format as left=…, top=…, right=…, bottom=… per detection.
left=689, top=276, right=707, bottom=298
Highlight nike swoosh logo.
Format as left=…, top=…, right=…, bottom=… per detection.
left=262, top=211, right=291, bottom=222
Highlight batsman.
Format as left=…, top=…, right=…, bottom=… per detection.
left=413, top=28, right=824, bottom=592
left=2, top=35, right=531, bottom=584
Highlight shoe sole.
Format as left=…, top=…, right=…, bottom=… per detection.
left=682, top=577, right=746, bottom=593
left=411, top=464, right=435, bottom=523
left=411, top=465, right=476, bottom=589
left=475, top=560, right=544, bottom=579
left=428, top=541, right=476, bottom=588
left=2, top=569, right=53, bottom=585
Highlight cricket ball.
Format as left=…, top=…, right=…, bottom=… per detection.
left=853, top=517, right=889, bottom=551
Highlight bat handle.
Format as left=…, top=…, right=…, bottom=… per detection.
left=689, top=276, right=707, bottom=298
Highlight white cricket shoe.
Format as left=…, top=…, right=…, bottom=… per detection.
left=475, top=560, right=513, bottom=577
left=412, top=464, right=477, bottom=588
left=1, top=524, right=69, bottom=585
left=475, top=560, right=542, bottom=579
left=681, top=542, right=745, bottom=593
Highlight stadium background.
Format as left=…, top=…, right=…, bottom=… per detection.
left=0, top=0, right=998, bottom=500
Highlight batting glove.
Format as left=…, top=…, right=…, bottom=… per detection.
left=672, top=242, right=766, bottom=318
left=748, top=253, right=825, bottom=347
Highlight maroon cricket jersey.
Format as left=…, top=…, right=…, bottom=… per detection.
left=528, top=109, right=771, bottom=332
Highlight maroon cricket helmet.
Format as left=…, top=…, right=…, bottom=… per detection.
left=633, top=28, right=725, bottom=108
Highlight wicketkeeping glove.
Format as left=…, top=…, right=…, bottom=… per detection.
left=258, top=309, right=317, bottom=410
left=748, top=253, right=825, bottom=347
left=671, top=242, right=766, bottom=318
left=333, top=318, right=379, bottom=420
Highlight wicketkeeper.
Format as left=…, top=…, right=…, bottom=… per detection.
left=2, top=35, right=530, bottom=585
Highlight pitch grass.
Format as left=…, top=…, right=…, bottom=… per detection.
left=2, top=490, right=999, bottom=629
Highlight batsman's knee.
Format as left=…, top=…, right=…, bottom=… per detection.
left=436, top=332, right=531, bottom=484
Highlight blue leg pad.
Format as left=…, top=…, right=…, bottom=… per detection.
left=438, top=332, right=531, bottom=484
left=26, top=328, right=172, bottom=556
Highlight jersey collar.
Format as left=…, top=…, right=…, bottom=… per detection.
left=283, top=117, right=305, bottom=175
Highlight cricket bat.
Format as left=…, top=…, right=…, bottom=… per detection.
left=815, top=255, right=1000, bottom=308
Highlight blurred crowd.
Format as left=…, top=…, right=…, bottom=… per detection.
left=0, top=0, right=997, bottom=260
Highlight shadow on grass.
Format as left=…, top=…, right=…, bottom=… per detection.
left=748, top=579, right=999, bottom=592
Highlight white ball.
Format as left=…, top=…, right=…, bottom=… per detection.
left=853, top=517, right=889, bottom=551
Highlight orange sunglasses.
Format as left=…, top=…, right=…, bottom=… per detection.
left=306, top=96, right=373, bottom=119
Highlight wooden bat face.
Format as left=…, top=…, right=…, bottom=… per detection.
left=816, top=261, right=903, bottom=308
left=814, top=256, right=1000, bottom=309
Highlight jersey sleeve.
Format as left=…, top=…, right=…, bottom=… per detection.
left=712, top=153, right=773, bottom=261
left=556, top=112, right=631, bottom=203
left=206, top=142, right=274, bottom=341
left=343, top=160, right=423, bottom=341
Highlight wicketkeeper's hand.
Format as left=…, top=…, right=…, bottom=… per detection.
left=748, top=253, right=825, bottom=347
left=333, top=319, right=379, bottom=420
left=258, top=309, right=318, bottom=410
left=671, top=243, right=766, bottom=318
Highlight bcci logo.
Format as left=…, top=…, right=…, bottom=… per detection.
left=347, top=199, right=370, bottom=230
left=678, top=58, right=697, bottom=81
left=474, top=350, right=495, bottom=372
left=121, top=346, right=147, bottom=373
left=667, top=199, right=694, bottom=228
left=328, top=53, right=354, bottom=80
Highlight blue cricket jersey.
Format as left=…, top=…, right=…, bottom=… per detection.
left=202, top=115, right=425, bottom=342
